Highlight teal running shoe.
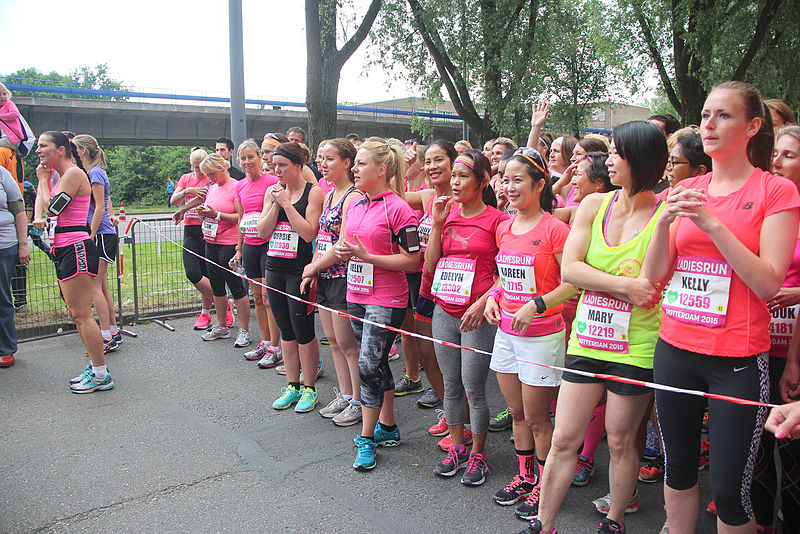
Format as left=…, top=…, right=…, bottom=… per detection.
left=69, top=364, right=92, bottom=385
left=353, top=435, right=377, bottom=471
left=70, top=372, right=114, bottom=394
left=272, top=385, right=302, bottom=410
left=373, top=421, right=400, bottom=447
left=295, top=387, right=318, bottom=413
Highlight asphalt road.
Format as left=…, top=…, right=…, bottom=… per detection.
left=1, top=316, right=718, bottom=534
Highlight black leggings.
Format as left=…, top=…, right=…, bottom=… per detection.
left=205, top=242, right=247, bottom=300
left=654, top=338, right=769, bottom=526
left=751, top=356, right=800, bottom=532
left=265, top=269, right=315, bottom=344
left=183, top=225, right=207, bottom=284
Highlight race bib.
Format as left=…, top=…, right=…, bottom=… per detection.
left=770, top=304, right=799, bottom=349
left=347, top=257, right=374, bottom=295
left=576, top=291, right=633, bottom=353
left=267, top=222, right=299, bottom=258
left=202, top=218, right=219, bottom=240
left=418, top=213, right=433, bottom=250
left=497, top=252, right=536, bottom=303
left=48, top=217, right=57, bottom=241
left=662, top=255, right=732, bottom=327
left=316, top=231, right=333, bottom=258
left=239, top=213, right=260, bottom=238
left=183, top=207, right=201, bottom=224
left=431, top=257, right=476, bottom=306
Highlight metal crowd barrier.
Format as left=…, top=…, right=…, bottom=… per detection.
left=13, top=216, right=201, bottom=342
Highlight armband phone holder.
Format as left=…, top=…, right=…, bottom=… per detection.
left=48, top=192, right=72, bottom=216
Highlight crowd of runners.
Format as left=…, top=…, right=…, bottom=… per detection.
left=18, top=80, right=800, bottom=534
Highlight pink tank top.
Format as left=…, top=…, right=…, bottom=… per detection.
left=52, top=184, right=91, bottom=247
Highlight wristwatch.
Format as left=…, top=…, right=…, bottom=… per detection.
left=534, top=296, right=547, bottom=314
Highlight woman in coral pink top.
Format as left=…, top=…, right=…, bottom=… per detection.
left=644, top=81, right=800, bottom=533
left=196, top=154, right=252, bottom=346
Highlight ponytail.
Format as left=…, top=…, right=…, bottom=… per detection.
left=714, top=81, right=774, bottom=170
left=73, top=134, right=107, bottom=171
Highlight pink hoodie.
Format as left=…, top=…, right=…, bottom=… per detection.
left=0, top=100, right=23, bottom=145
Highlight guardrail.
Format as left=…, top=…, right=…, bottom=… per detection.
left=13, top=217, right=210, bottom=342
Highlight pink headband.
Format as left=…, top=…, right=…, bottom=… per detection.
left=454, top=154, right=475, bottom=169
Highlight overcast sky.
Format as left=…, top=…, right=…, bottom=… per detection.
left=0, top=0, right=406, bottom=104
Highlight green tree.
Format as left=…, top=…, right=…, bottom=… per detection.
left=371, top=0, right=544, bottom=142
left=541, top=0, right=615, bottom=136
left=305, top=0, right=381, bottom=152
left=2, top=64, right=128, bottom=100
left=106, top=146, right=196, bottom=205
left=600, top=0, right=795, bottom=124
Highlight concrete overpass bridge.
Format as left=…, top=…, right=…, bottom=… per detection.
left=6, top=83, right=467, bottom=146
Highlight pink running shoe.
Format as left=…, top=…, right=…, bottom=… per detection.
left=428, top=409, right=449, bottom=437
left=193, top=312, right=212, bottom=330
left=438, top=429, right=473, bottom=451
left=226, top=300, right=235, bottom=328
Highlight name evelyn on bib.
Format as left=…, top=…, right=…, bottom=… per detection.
left=431, top=257, right=476, bottom=305
left=576, top=290, right=633, bottom=353
left=662, top=255, right=732, bottom=327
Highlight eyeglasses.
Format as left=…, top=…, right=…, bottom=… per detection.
left=666, top=158, right=690, bottom=169
left=513, top=147, right=548, bottom=176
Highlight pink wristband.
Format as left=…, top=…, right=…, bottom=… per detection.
left=488, top=287, right=503, bottom=301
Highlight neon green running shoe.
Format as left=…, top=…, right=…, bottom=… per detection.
left=295, top=387, right=318, bottom=413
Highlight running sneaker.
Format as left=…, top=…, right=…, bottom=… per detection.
left=102, top=336, right=118, bottom=353
left=319, top=336, right=330, bottom=346
left=275, top=364, right=286, bottom=375
left=494, top=475, right=536, bottom=506
left=201, top=325, right=230, bottom=341
left=226, top=300, right=234, bottom=328
left=698, top=438, right=709, bottom=470
left=70, top=372, right=114, bottom=394
left=333, top=401, right=362, bottom=427
left=707, top=501, right=717, bottom=515
left=394, top=375, right=424, bottom=396
left=299, top=360, right=324, bottom=382
left=387, top=343, right=400, bottom=361
left=69, top=363, right=93, bottom=384
left=521, top=519, right=557, bottom=534
left=644, top=422, right=660, bottom=460
left=272, top=385, right=302, bottom=410
left=112, top=330, right=123, bottom=345
left=592, top=486, right=640, bottom=514
left=234, top=329, right=251, bottom=348
left=515, top=483, right=541, bottom=520
left=353, top=435, right=377, bottom=471
left=489, top=407, right=512, bottom=432
left=258, top=347, right=283, bottom=369
left=638, top=455, right=664, bottom=483
left=295, top=387, right=318, bottom=413
left=373, top=422, right=400, bottom=447
left=193, top=312, right=212, bottom=330
left=244, top=341, right=267, bottom=361
left=438, top=429, right=472, bottom=451
left=319, top=390, right=349, bottom=418
left=429, top=409, right=449, bottom=437
left=461, top=451, right=490, bottom=486
left=573, top=455, right=594, bottom=487
left=597, top=518, right=625, bottom=533
left=417, top=387, right=441, bottom=408
left=433, top=445, right=469, bottom=477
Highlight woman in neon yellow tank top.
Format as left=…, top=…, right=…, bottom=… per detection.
left=525, top=121, right=668, bottom=534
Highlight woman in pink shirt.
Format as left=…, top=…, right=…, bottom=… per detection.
left=426, top=150, right=509, bottom=485
left=31, top=131, right=108, bottom=393
left=232, top=140, right=281, bottom=364
left=335, top=137, right=420, bottom=471
left=196, top=154, right=252, bottom=346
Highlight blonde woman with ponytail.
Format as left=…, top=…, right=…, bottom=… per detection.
left=73, top=134, right=121, bottom=352
left=334, top=137, right=421, bottom=471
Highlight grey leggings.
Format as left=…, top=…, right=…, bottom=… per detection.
left=432, top=305, right=495, bottom=435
